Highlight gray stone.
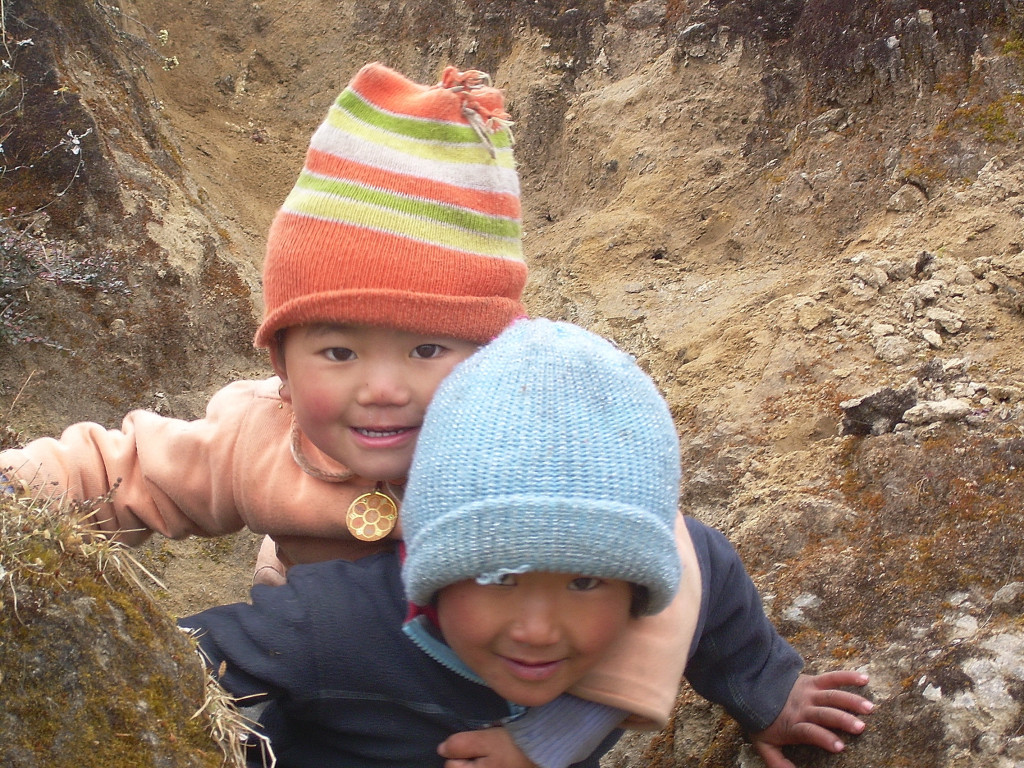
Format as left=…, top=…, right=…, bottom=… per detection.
left=854, top=264, right=890, bottom=290
left=925, top=307, right=965, bottom=334
left=902, top=398, right=972, bottom=425
left=875, top=335, right=915, bottom=364
left=921, top=328, right=943, bottom=348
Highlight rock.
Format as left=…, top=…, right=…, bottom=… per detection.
left=992, top=582, right=1024, bottom=612
left=988, top=384, right=1023, bottom=403
left=960, top=633, right=1024, bottom=732
left=1009, top=737, right=1024, bottom=762
left=925, top=307, right=965, bottom=334
left=874, top=335, right=915, bottom=364
left=991, top=252, right=1024, bottom=280
left=782, top=592, right=822, bottom=623
left=676, top=22, right=711, bottom=58
left=921, top=328, right=943, bottom=347
left=951, top=382, right=975, bottom=398
left=624, top=0, right=667, bottom=29
left=853, top=263, right=890, bottom=290
left=795, top=298, right=832, bottom=331
left=986, top=269, right=1012, bottom=291
left=888, top=183, right=927, bottom=212
left=970, top=257, right=992, bottom=278
left=953, top=266, right=975, bottom=286
left=886, top=258, right=918, bottom=281
left=622, top=281, right=649, bottom=294
left=902, top=398, right=972, bottom=425
left=0, top=496, right=242, bottom=767
left=903, top=280, right=945, bottom=311
left=808, top=107, right=846, bottom=135
left=976, top=279, right=997, bottom=294
left=840, top=383, right=918, bottom=435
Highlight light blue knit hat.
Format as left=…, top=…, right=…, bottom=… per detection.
left=401, top=318, right=682, bottom=615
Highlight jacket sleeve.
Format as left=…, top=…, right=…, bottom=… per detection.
left=503, top=694, right=627, bottom=768
left=683, top=517, right=804, bottom=732
left=0, top=379, right=272, bottom=543
left=180, top=577, right=321, bottom=702
left=564, top=514, right=703, bottom=729
left=180, top=552, right=403, bottom=704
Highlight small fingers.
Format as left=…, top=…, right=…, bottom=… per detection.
left=810, top=670, right=869, bottom=690
left=251, top=564, right=287, bottom=586
left=805, top=704, right=867, bottom=737
left=439, top=727, right=534, bottom=768
left=788, top=721, right=849, bottom=754
left=438, top=731, right=487, bottom=760
left=813, top=687, right=875, bottom=715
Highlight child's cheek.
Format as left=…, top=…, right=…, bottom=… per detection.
left=292, top=384, right=344, bottom=429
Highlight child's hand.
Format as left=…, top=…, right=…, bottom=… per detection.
left=438, top=726, right=537, bottom=768
left=251, top=535, right=287, bottom=587
left=750, top=671, right=873, bottom=768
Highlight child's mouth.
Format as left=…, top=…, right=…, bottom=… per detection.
left=502, top=657, right=563, bottom=681
left=350, top=426, right=419, bottom=450
left=354, top=427, right=413, bottom=438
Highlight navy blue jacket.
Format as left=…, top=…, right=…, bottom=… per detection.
left=182, top=517, right=802, bottom=766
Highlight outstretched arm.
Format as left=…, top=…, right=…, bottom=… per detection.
left=683, top=518, right=805, bottom=729
left=0, top=378, right=274, bottom=542
left=751, top=671, right=873, bottom=768
left=683, top=519, right=873, bottom=763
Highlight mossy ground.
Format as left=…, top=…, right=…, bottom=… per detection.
left=0, top=493, right=246, bottom=768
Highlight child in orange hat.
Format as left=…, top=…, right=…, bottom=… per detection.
left=1, top=63, right=526, bottom=568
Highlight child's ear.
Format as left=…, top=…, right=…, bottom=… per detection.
left=268, top=332, right=292, bottom=403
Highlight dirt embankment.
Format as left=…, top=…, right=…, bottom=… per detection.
left=3, top=2, right=1024, bottom=766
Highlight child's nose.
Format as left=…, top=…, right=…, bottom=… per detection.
left=508, top=600, right=561, bottom=646
left=356, top=365, right=412, bottom=407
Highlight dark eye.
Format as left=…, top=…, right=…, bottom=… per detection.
left=324, top=347, right=356, bottom=362
left=568, top=577, right=602, bottom=592
left=412, top=344, right=444, bottom=359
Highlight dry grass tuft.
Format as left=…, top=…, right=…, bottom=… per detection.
left=189, top=640, right=277, bottom=768
left=0, top=486, right=162, bottom=612
left=0, top=489, right=259, bottom=767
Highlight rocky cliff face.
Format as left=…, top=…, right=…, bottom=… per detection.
left=2, top=1, right=1024, bottom=766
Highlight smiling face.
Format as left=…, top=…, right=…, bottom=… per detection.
left=435, top=571, right=634, bottom=707
left=271, top=324, right=479, bottom=481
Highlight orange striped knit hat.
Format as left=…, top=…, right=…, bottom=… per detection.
left=254, top=62, right=527, bottom=348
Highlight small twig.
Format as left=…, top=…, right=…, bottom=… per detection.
left=0, top=0, right=10, bottom=62
left=5, top=369, right=35, bottom=420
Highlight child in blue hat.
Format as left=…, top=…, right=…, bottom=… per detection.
left=182, top=319, right=871, bottom=768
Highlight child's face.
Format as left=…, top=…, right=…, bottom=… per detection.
left=435, top=571, right=634, bottom=707
left=271, top=324, right=479, bottom=481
